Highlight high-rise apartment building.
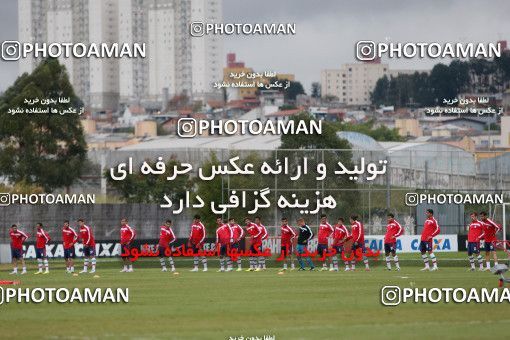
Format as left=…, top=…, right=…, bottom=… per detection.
left=190, top=0, right=222, bottom=101
left=18, top=0, right=223, bottom=111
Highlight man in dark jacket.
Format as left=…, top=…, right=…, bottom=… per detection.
left=296, top=217, right=315, bottom=271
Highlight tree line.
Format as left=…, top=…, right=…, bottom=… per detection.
left=371, top=55, right=510, bottom=108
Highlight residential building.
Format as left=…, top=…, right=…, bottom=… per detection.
left=191, top=0, right=223, bottom=102
left=18, top=0, right=223, bottom=112
left=321, top=60, right=425, bottom=105
left=502, top=116, right=510, bottom=147
left=395, top=118, right=423, bottom=137
left=88, top=0, right=119, bottom=111
left=223, top=53, right=256, bottom=100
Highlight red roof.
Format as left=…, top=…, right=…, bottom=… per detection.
left=128, top=105, right=146, bottom=115
left=207, top=100, right=224, bottom=109
left=266, top=109, right=302, bottom=117
left=227, top=98, right=260, bottom=110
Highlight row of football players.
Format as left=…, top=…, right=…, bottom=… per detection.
left=7, top=209, right=502, bottom=274
left=8, top=218, right=134, bottom=274
left=465, top=211, right=501, bottom=271
left=130, top=209, right=499, bottom=272
left=7, top=212, right=407, bottom=274
left=7, top=211, right=438, bottom=273
left=8, top=215, right=268, bottom=274
left=305, top=209, right=500, bottom=272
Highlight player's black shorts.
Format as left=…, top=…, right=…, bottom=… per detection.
left=121, top=244, right=132, bottom=258
left=419, top=240, right=432, bottom=252
left=83, top=245, right=95, bottom=257
left=158, top=245, right=173, bottom=257
left=250, top=243, right=261, bottom=255
left=219, top=244, right=229, bottom=256
left=351, top=242, right=366, bottom=253
left=190, top=243, right=203, bottom=255
left=333, top=245, right=343, bottom=256
left=467, top=242, right=480, bottom=256
left=281, top=243, right=293, bottom=256
left=384, top=242, right=396, bottom=254
left=231, top=242, right=240, bottom=250
left=35, top=247, right=47, bottom=259
left=64, top=248, right=75, bottom=259
left=484, top=241, right=495, bottom=252
left=11, top=248, right=23, bottom=259
left=317, top=244, right=328, bottom=258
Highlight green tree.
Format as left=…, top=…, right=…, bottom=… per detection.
left=284, top=80, right=306, bottom=101
left=371, top=60, right=475, bottom=108
left=0, top=58, right=87, bottom=191
left=268, top=77, right=306, bottom=101
left=193, top=152, right=271, bottom=230
left=335, top=120, right=403, bottom=142
left=371, top=75, right=390, bottom=106
left=278, top=113, right=359, bottom=221
left=311, top=82, right=321, bottom=98
left=107, top=159, right=191, bottom=204
left=494, top=53, right=510, bottom=90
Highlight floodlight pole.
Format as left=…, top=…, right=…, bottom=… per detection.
left=504, top=203, right=507, bottom=250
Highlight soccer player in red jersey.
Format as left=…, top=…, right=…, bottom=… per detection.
left=317, top=214, right=334, bottom=271
left=188, top=215, right=208, bottom=272
left=480, top=211, right=501, bottom=270
left=78, top=218, right=96, bottom=273
left=420, top=209, right=440, bottom=271
left=384, top=213, right=403, bottom=271
left=158, top=219, right=176, bottom=272
left=120, top=218, right=136, bottom=272
left=216, top=217, right=233, bottom=272
left=466, top=212, right=484, bottom=271
left=255, top=216, right=268, bottom=270
left=62, top=220, right=78, bottom=273
left=9, top=224, right=28, bottom=275
left=349, top=215, right=369, bottom=271
left=229, top=217, right=244, bottom=271
left=34, top=223, right=51, bottom=274
left=245, top=216, right=262, bottom=271
left=331, top=218, right=350, bottom=272
left=280, top=217, right=297, bottom=271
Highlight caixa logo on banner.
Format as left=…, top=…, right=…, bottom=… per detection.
left=22, top=242, right=123, bottom=259
left=20, top=239, right=220, bottom=259
left=410, top=238, right=454, bottom=251
left=364, top=235, right=458, bottom=253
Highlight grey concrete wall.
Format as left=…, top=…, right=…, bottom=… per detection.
left=0, top=204, right=195, bottom=243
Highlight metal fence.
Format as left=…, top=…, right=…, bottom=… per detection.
left=1, top=147, right=507, bottom=242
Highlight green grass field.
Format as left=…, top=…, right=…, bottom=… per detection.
left=1, top=252, right=509, bottom=339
